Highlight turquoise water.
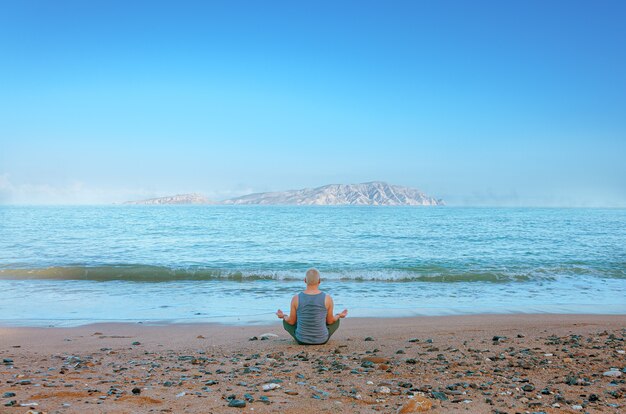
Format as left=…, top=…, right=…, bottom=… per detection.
left=0, top=206, right=624, bottom=326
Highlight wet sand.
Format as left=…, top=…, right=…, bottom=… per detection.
left=1, top=314, right=624, bottom=413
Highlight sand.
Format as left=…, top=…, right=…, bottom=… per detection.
left=1, top=314, right=624, bottom=413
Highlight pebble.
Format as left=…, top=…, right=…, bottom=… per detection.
left=131, top=387, right=141, bottom=395
left=284, top=390, right=298, bottom=395
left=572, top=404, right=583, bottom=410
left=228, top=399, right=246, bottom=408
left=603, top=369, right=622, bottom=377
left=131, top=341, right=141, bottom=346
left=377, top=386, right=391, bottom=394
left=364, top=337, right=374, bottom=341
left=398, top=396, right=433, bottom=412
left=431, top=391, right=448, bottom=401
left=262, top=383, right=281, bottom=391
left=2, top=358, right=13, bottom=364
left=2, top=392, right=16, bottom=398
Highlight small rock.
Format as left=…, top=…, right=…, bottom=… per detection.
left=2, top=358, right=13, bottom=364
left=4, top=400, right=17, bottom=407
left=377, top=386, right=391, bottom=394
left=603, top=369, right=622, bottom=377
left=131, top=341, right=141, bottom=346
left=249, top=336, right=258, bottom=341
left=262, top=383, right=281, bottom=391
left=2, top=392, right=16, bottom=398
left=259, top=395, right=270, bottom=404
left=260, top=333, right=278, bottom=340
left=243, top=393, right=254, bottom=402
left=131, top=387, right=141, bottom=395
left=431, top=391, right=448, bottom=401
left=572, top=404, right=583, bottom=410
left=408, top=338, right=419, bottom=343
left=284, top=390, right=298, bottom=395
left=398, top=396, right=433, bottom=412
left=176, top=392, right=185, bottom=398
left=589, top=394, right=599, bottom=402
left=522, top=384, right=535, bottom=392
left=228, top=399, right=246, bottom=408
left=364, top=337, right=374, bottom=341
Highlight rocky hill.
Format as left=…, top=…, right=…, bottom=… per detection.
left=222, top=182, right=444, bottom=206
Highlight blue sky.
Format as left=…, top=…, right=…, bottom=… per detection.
left=1, top=0, right=625, bottom=205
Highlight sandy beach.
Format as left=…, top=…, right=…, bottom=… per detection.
left=1, top=314, right=624, bottom=413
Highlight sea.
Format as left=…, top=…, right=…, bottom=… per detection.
left=0, top=206, right=624, bottom=327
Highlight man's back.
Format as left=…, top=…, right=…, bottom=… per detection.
left=295, top=291, right=328, bottom=344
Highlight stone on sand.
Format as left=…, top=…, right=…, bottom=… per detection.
left=398, top=396, right=433, bottom=412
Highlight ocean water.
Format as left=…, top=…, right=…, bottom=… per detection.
left=0, top=206, right=624, bottom=326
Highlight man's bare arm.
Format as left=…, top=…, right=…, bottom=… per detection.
left=325, top=295, right=348, bottom=325
left=276, top=295, right=298, bottom=325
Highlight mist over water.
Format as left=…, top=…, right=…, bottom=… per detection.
left=0, top=206, right=624, bottom=326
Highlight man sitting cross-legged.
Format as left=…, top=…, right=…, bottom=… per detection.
left=276, top=268, right=348, bottom=345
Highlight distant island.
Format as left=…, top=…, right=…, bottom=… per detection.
left=123, top=182, right=444, bottom=206
left=123, top=193, right=213, bottom=205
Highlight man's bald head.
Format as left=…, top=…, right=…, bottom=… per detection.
left=305, top=268, right=320, bottom=285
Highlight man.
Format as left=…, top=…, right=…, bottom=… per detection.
left=276, top=268, right=348, bottom=345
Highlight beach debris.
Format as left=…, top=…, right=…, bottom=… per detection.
left=19, top=402, right=39, bottom=407
left=227, top=399, right=246, bottom=408
left=603, top=368, right=622, bottom=377
left=398, top=396, right=433, bottom=412
left=262, top=383, right=281, bottom=391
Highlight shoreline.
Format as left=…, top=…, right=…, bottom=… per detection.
left=1, top=314, right=625, bottom=413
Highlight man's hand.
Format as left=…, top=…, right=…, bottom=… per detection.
left=276, top=309, right=285, bottom=319
left=337, top=309, right=348, bottom=319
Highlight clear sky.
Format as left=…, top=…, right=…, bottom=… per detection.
left=1, top=0, right=625, bottom=206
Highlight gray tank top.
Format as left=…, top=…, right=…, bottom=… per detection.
left=295, top=292, right=328, bottom=344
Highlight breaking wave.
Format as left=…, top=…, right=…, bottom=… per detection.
left=0, top=263, right=623, bottom=283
